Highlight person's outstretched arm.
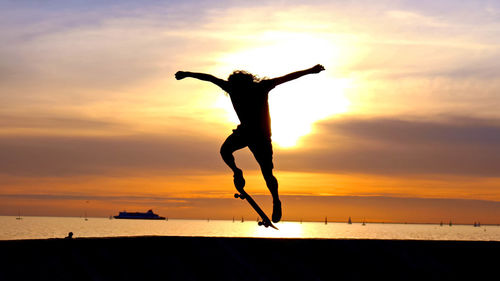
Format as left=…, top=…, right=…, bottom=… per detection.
left=175, top=71, right=228, bottom=90
left=268, top=64, right=325, bottom=87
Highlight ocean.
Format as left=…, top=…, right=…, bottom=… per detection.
left=1, top=216, right=499, bottom=241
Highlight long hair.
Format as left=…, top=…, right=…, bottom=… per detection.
left=227, top=70, right=261, bottom=85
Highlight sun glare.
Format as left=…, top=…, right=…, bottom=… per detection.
left=213, top=32, right=351, bottom=148
left=269, top=77, right=350, bottom=148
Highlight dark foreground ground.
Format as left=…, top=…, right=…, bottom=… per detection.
left=0, top=236, right=498, bottom=281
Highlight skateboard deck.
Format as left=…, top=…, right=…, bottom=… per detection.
left=234, top=189, right=278, bottom=230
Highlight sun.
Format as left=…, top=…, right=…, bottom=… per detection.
left=213, top=32, right=351, bottom=148
left=269, top=78, right=350, bottom=148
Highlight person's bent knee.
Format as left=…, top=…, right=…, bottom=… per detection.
left=220, top=144, right=232, bottom=158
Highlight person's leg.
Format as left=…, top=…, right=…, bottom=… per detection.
left=263, top=168, right=281, bottom=223
left=249, top=139, right=282, bottom=223
left=220, top=132, right=247, bottom=191
left=261, top=167, right=281, bottom=223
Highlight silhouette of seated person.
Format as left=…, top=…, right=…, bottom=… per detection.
left=65, top=232, right=73, bottom=239
left=175, top=64, right=325, bottom=223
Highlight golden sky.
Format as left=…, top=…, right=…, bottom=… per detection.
left=1, top=0, right=499, bottom=223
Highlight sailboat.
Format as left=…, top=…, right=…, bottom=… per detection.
left=348, top=216, right=352, bottom=224
left=16, top=209, right=22, bottom=220
left=84, top=211, right=88, bottom=221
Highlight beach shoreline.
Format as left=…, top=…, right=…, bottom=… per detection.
left=1, top=236, right=498, bottom=280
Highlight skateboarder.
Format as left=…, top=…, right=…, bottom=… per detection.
left=175, top=64, right=325, bottom=223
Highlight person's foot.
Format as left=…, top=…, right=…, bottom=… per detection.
left=272, top=199, right=282, bottom=223
left=233, top=169, right=245, bottom=191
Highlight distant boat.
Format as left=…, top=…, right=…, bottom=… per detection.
left=114, top=209, right=165, bottom=220
left=348, top=217, right=352, bottom=224
left=16, top=209, right=22, bottom=220
left=362, top=219, right=366, bottom=226
left=84, top=211, right=88, bottom=221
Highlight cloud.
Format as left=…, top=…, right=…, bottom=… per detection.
left=2, top=115, right=499, bottom=178
left=0, top=114, right=123, bottom=131
left=1, top=193, right=498, bottom=223
left=280, top=194, right=500, bottom=223
left=0, top=0, right=225, bottom=103
left=0, top=193, right=188, bottom=206
left=0, top=134, right=226, bottom=177
left=331, top=116, right=500, bottom=145
left=278, top=115, right=500, bottom=176
left=2, top=1, right=500, bottom=180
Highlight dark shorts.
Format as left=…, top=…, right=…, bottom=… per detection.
left=222, top=126, right=274, bottom=170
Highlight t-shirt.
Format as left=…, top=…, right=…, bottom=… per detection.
left=221, top=80, right=276, bottom=137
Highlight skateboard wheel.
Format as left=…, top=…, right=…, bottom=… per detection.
left=234, top=193, right=239, bottom=198
left=258, top=221, right=264, bottom=226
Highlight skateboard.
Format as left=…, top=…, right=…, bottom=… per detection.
left=234, top=189, right=278, bottom=230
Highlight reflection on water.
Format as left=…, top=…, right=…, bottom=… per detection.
left=1, top=216, right=499, bottom=241
left=253, top=222, right=304, bottom=238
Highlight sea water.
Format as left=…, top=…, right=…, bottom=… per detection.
left=1, top=216, right=499, bottom=241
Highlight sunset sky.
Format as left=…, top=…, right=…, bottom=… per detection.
left=1, top=0, right=499, bottom=223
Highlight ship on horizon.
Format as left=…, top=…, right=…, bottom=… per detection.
left=114, top=209, right=165, bottom=220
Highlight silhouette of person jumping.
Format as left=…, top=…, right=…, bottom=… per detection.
left=175, top=64, right=325, bottom=223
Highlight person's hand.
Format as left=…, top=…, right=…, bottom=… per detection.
left=310, top=64, right=325, bottom=73
left=175, top=71, right=188, bottom=80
